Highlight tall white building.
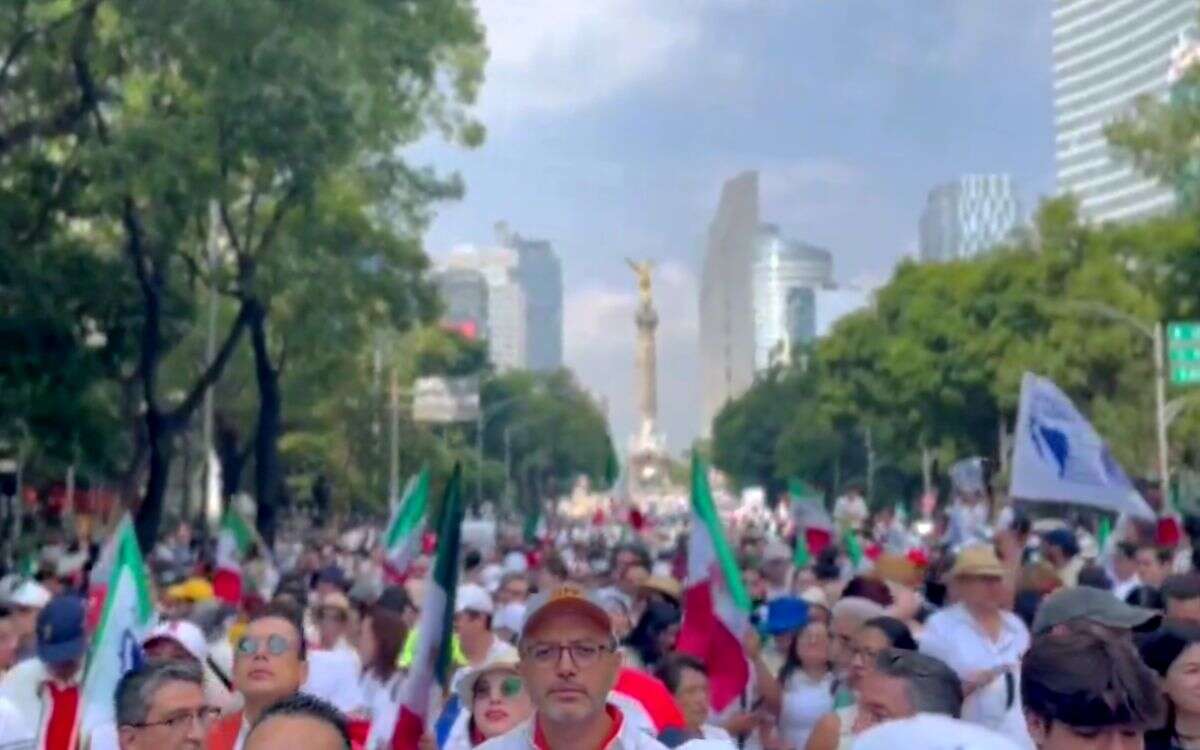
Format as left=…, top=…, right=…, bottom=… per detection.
left=1054, top=0, right=1199, bottom=223
left=919, top=175, right=1022, bottom=262
left=442, top=246, right=528, bottom=372
left=751, top=225, right=833, bottom=370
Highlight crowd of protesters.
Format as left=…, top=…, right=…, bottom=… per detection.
left=0, top=462, right=1198, bottom=749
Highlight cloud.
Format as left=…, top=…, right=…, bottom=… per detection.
left=564, top=261, right=699, bottom=455
left=475, top=0, right=705, bottom=123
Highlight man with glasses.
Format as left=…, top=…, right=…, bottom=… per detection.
left=851, top=649, right=964, bottom=735
left=477, top=585, right=672, bottom=750
left=207, top=605, right=309, bottom=750
left=116, top=661, right=217, bottom=750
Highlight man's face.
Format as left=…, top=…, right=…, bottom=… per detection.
left=1026, top=717, right=1144, bottom=750
left=233, top=617, right=307, bottom=706
left=1166, top=595, right=1200, bottom=625
left=244, top=715, right=346, bottom=750
left=47, top=658, right=81, bottom=682
left=851, top=671, right=914, bottom=735
left=518, top=612, right=620, bottom=724
left=763, top=558, right=789, bottom=586
left=1135, top=550, right=1167, bottom=588
left=499, top=578, right=530, bottom=605
left=117, top=679, right=209, bottom=750
left=314, top=606, right=350, bottom=648
left=673, top=666, right=711, bottom=732
left=1113, top=552, right=1136, bottom=582
left=619, top=565, right=648, bottom=596
left=829, top=614, right=859, bottom=674
left=454, top=610, right=489, bottom=641
left=955, top=574, right=1005, bottom=612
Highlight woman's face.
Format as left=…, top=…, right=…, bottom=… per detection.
left=794, top=622, right=831, bottom=672
left=1165, top=643, right=1200, bottom=716
left=472, top=668, right=533, bottom=739
left=848, top=625, right=891, bottom=688
left=674, top=666, right=711, bottom=732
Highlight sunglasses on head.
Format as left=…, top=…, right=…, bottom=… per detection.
left=473, top=674, right=523, bottom=701
left=237, top=633, right=295, bottom=657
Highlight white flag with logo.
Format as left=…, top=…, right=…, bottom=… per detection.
left=80, top=520, right=155, bottom=739
left=1010, top=372, right=1154, bottom=519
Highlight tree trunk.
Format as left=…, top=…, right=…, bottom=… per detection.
left=248, top=300, right=282, bottom=547
left=215, top=414, right=249, bottom=501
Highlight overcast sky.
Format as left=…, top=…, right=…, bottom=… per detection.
left=411, top=0, right=1056, bottom=455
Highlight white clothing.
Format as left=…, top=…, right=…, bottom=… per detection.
left=778, top=671, right=834, bottom=750
left=475, top=703, right=670, bottom=750
left=852, top=713, right=1022, bottom=750
left=0, top=658, right=81, bottom=743
left=0, top=696, right=34, bottom=750
left=1112, top=573, right=1141, bottom=603
left=919, top=604, right=1034, bottom=749
left=700, top=725, right=735, bottom=743
left=833, top=495, right=868, bottom=533
left=303, top=648, right=365, bottom=713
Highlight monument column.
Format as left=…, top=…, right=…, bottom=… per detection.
left=636, top=298, right=659, bottom=442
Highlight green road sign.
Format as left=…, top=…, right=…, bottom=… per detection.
left=1169, top=321, right=1200, bottom=343
left=1171, top=348, right=1200, bottom=363
left=1172, top=365, right=1200, bottom=385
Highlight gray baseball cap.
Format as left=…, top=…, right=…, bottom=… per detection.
left=1032, top=586, right=1159, bottom=635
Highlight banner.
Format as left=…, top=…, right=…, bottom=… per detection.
left=412, top=376, right=480, bottom=424
left=1010, top=372, right=1154, bottom=519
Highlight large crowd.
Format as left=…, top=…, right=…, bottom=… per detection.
left=0, top=472, right=1198, bottom=750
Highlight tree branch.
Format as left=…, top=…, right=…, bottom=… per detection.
left=165, top=302, right=253, bottom=429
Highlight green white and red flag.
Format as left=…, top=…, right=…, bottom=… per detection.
left=212, top=505, right=277, bottom=605
left=391, top=467, right=465, bottom=750
left=80, top=520, right=154, bottom=742
left=383, top=469, right=430, bottom=582
left=676, top=455, right=752, bottom=713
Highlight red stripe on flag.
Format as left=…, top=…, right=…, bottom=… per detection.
left=391, top=706, right=425, bottom=750
left=676, top=580, right=749, bottom=713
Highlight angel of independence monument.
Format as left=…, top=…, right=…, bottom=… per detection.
left=626, top=259, right=671, bottom=494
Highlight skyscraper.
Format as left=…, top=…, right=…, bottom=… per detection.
left=1053, top=0, right=1199, bottom=223
left=432, top=267, right=488, bottom=341
left=750, top=225, right=833, bottom=370
left=918, top=175, right=1022, bottom=262
left=498, top=224, right=563, bottom=372
left=699, top=171, right=759, bottom=436
left=442, top=246, right=528, bottom=372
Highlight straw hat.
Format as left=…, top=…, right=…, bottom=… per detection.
left=948, top=545, right=1006, bottom=580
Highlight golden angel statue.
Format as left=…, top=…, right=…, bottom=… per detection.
left=626, top=258, right=654, bottom=305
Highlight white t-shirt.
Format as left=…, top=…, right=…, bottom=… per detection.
left=778, top=671, right=834, bottom=750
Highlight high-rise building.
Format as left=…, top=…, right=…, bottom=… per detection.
left=433, top=267, right=488, bottom=341
left=918, top=175, right=1022, bottom=262
left=751, top=225, right=833, bottom=370
left=443, top=246, right=528, bottom=372
left=498, top=224, right=563, bottom=372
left=1053, top=0, right=1199, bottom=223
left=699, top=171, right=760, bottom=435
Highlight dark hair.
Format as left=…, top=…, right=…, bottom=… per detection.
left=1011, top=515, right=1032, bottom=536
left=874, top=649, right=963, bottom=718
left=463, top=549, right=482, bottom=572
left=1161, top=573, right=1200, bottom=603
left=377, top=585, right=414, bottom=616
left=778, top=620, right=831, bottom=687
left=541, top=551, right=569, bottom=581
left=249, top=694, right=351, bottom=749
left=1077, top=565, right=1112, bottom=591
left=813, top=547, right=841, bottom=582
left=1126, top=585, right=1166, bottom=610
left=1022, top=631, right=1164, bottom=732
left=655, top=653, right=706, bottom=694
left=862, top=616, right=918, bottom=651
left=1138, top=545, right=1174, bottom=565
left=625, top=600, right=680, bottom=670
left=611, top=543, right=651, bottom=571
left=248, top=602, right=307, bottom=661
left=841, top=577, right=893, bottom=607
left=115, top=660, right=204, bottom=727
left=1140, top=621, right=1200, bottom=750
left=1116, top=542, right=1138, bottom=561
left=364, top=605, right=407, bottom=682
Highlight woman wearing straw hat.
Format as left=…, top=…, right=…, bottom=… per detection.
left=917, top=545, right=1034, bottom=748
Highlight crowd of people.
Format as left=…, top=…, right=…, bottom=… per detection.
left=0, top=474, right=1198, bottom=750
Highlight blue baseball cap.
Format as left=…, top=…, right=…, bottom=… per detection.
left=762, top=597, right=809, bottom=636
left=36, top=595, right=86, bottom=665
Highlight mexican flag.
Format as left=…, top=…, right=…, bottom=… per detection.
left=383, top=469, right=430, bottom=582
left=80, top=520, right=154, bottom=740
left=212, top=506, right=274, bottom=605
left=676, top=455, right=752, bottom=713
left=86, top=514, right=132, bottom=630
left=392, top=467, right=465, bottom=750
left=790, top=478, right=833, bottom=568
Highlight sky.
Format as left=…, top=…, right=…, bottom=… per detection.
left=411, top=0, right=1056, bottom=455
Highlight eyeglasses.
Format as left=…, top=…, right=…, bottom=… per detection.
left=316, top=608, right=348, bottom=624
left=473, top=675, right=524, bottom=701
left=522, top=641, right=615, bottom=667
left=237, top=634, right=296, bottom=657
left=128, top=706, right=221, bottom=732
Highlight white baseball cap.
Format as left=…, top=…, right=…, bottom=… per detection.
left=852, top=714, right=1022, bottom=750
left=142, top=620, right=208, bottom=662
left=8, top=581, right=50, bottom=609
left=493, top=602, right=526, bottom=634
left=455, top=583, right=494, bottom=615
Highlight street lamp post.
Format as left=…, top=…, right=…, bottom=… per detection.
left=476, top=395, right=531, bottom=507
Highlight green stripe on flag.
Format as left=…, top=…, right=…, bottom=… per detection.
left=793, top=530, right=810, bottom=569
left=386, top=468, right=430, bottom=549
left=84, top=522, right=152, bottom=681
left=433, top=465, right=465, bottom=688
left=691, top=455, right=751, bottom=613
left=221, top=507, right=253, bottom=554
left=843, top=527, right=863, bottom=569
